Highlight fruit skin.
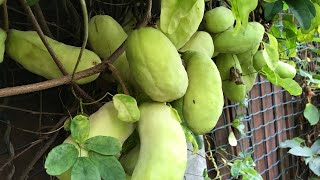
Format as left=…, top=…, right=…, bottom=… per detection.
left=0, top=28, right=7, bottom=63
left=126, top=27, right=188, bottom=102
left=159, top=0, right=205, bottom=49
left=213, top=22, right=265, bottom=54
left=204, top=7, right=235, bottom=33
left=180, top=31, right=214, bottom=57
left=131, top=102, right=187, bottom=180
left=216, top=54, right=246, bottom=102
left=253, top=50, right=266, bottom=71
left=182, top=52, right=224, bottom=135
left=6, top=29, right=101, bottom=84
left=57, top=102, right=136, bottom=180
left=120, top=145, right=140, bottom=175
left=274, top=61, right=296, bottom=79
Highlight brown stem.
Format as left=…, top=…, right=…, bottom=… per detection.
left=107, top=62, right=129, bottom=95
left=0, top=104, right=67, bottom=115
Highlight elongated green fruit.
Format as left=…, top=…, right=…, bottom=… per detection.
left=6, top=29, right=101, bottom=84
left=0, top=28, right=7, bottom=63
left=160, top=0, right=204, bottom=49
left=180, top=31, right=214, bottom=57
left=213, top=22, right=265, bottom=54
left=131, top=103, right=187, bottom=180
left=216, top=54, right=246, bottom=102
left=120, top=145, right=140, bottom=175
left=182, top=51, right=224, bottom=135
left=274, top=61, right=296, bottom=79
left=204, top=6, right=235, bottom=33
left=126, top=27, right=188, bottom=102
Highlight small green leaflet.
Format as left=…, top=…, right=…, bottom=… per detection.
left=288, top=146, right=313, bottom=157
left=71, top=157, right=100, bottom=180
left=309, top=157, right=320, bottom=176
left=311, top=139, right=320, bottom=154
left=89, top=151, right=126, bottom=180
left=279, top=138, right=303, bottom=149
left=45, top=144, right=79, bottom=176
left=113, top=94, right=140, bottom=123
left=70, top=114, right=90, bottom=144
left=26, top=0, right=39, bottom=6
left=304, top=103, right=320, bottom=125
left=264, top=0, right=284, bottom=21
left=232, top=116, right=246, bottom=136
left=83, top=136, right=122, bottom=156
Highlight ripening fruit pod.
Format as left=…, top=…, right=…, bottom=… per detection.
left=204, top=6, right=235, bottom=33
left=125, top=27, right=188, bottom=102
left=6, top=29, right=101, bottom=84
left=253, top=50, right=266, bottom=71
left=274, top=61, right=297, bottom=79
left=181, top=51, right=224, bottom=135
left=179, top=31, right=214, bottom=58
left=216, top=54, right=246, bottom=102
left=131, top=102, right=187, bottom=180
left=159, top=0, right=205, bottom=49
left=0, top=28, right=7, bottom=63
left=213, top=22, right=265, bottom=54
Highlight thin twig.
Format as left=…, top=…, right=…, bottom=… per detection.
left=107, top=62, right=129, bottom=95
left=32, top=3, right=53, bottom=38
left=0, top=104, right=67, bottom=115
left=2, top=0, right=9, bottom=31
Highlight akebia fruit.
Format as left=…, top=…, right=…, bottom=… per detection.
left=216, top=53, right=246, bottom=102
left=180, top=31, right=214, bottom=57
left=6, top=29, right=101, bottom=84
left=182, top=51, right=224, bottom=135
left=120, top=145, right=140, bottom=175
left=213, top=22, right=265, bottom=54
left=274, top=61, right=297, bottom=79
left=204, top=6, right=235, bottom=33
left=126, top=27, right=188, bottom=102
left=159, top=0, right=205, bottom=49
left=0, top=28, right=7, bottom=63
left=253, top=50, right=266, bottom=71
left=131, top=102, right=187, bottom=180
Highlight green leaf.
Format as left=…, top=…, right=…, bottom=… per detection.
left=241, top=167, right=263, bottom=180
left=70, top=114, right=90, bottom=144
left=182, top=125, right=199, bottom=154
left=299, top=69, right=314, bottom=80
left=71, top=157, right=100, bottom=180
left=310, top=48, right=320, bottom=54
left=113, top=94, right=140, bottom=123
left=230, top=159, right=242, bottom=177
left=311, top=139, right=320, bottom=154
left=83, top=136, right=122, bottom=156
left=264, top=0, right=284, bottom=21
left=297, top=28, right=315, bottom=42
left=309, top=157, right=320, bottom=176
left=279, top=139, right=303, bottom=148
left=285, top=0, right=316, bottom=30
left=228, top=131, right=238, bottom=147
left=288, top=146, right=314, bottom=157
left=261, top=66, right=302, bottom=96
left=262, top=43, right=279, bottom=70
left=26, top=0, right=39, bottom=6
left=232, top=118, right=246, bottom=136
left=304, top=103, right=320, bottom=125
left=45, top=144, right=79, bottom=176
left=89, top=151, right=126, bottom=180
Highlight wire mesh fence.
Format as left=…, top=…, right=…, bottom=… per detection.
left=205, top=75, right=311, bottom=180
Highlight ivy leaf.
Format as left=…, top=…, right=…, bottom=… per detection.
left=288, top=146, right=314, bottom=157
left=71, top=157, right=100, bottom=180
left=264, top=0, right=284, bottom=21
left=70, top=114, right=90, bottom=144
left=113, top=94, right=140, bottom=123
left=26, top=0, right=39, bottom=6
left=279, top=138, right=303, bottom=148
left=285, top=0, right=316, bottom=30
left=45, top=144, right=79, bottom=176
left=89, top=152, right=126, bottom=180
left=261, top=66, right=302, bottom=96
left=83, top=136, right=122, bottom=156
left=311, top=139, right=320, bottom=154
left=309, top=157, right=320, bottom=176
left=304, top=103, right=320, bottom=125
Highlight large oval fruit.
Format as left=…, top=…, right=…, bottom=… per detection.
left=126, top=27, right=188, bottom=102
left=274, top=61, right=296, bottom=79
left=179, top=31, right=214, bottom=57
left=204, top=6, right=235, bottom=33
left=216, top=54, right=246, bottom=102
left=213, top=22, right=265, bottom=54
left=58, top=102, right=136, bottom=180
left=6, top=29, right=101, bottom=84
left=182, top=52, right=224, bottom=135
left=159, top=0, right=204, bottom=49
left=131, top=102, right=187, bottom=180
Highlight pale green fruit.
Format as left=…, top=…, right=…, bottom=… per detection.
left=213, top=22, right=265, bottom=54
left=216, top=54, right=246, bottom=102
left=274, top=61, right=297, bottom=79
left=182, top=52, right=224, bottom=135
left=204, top=6, right=235, bottom=33
left=180, top=31, right=214, bottom=57
left=253, top=50, right=266, bottom=71
left=126, top=27, right=188, bottom=102
left=6, top=29, right=101, bottom=84
left=120, top=145, right=140, bottom=175
left=0, top=28, right=6, bottom=63
left=131, top=102, right=187, bottom=180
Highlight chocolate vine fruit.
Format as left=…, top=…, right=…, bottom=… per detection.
left=180, top=31, right=214, bottom=57
left=204, top=6, right=235, bottom=33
